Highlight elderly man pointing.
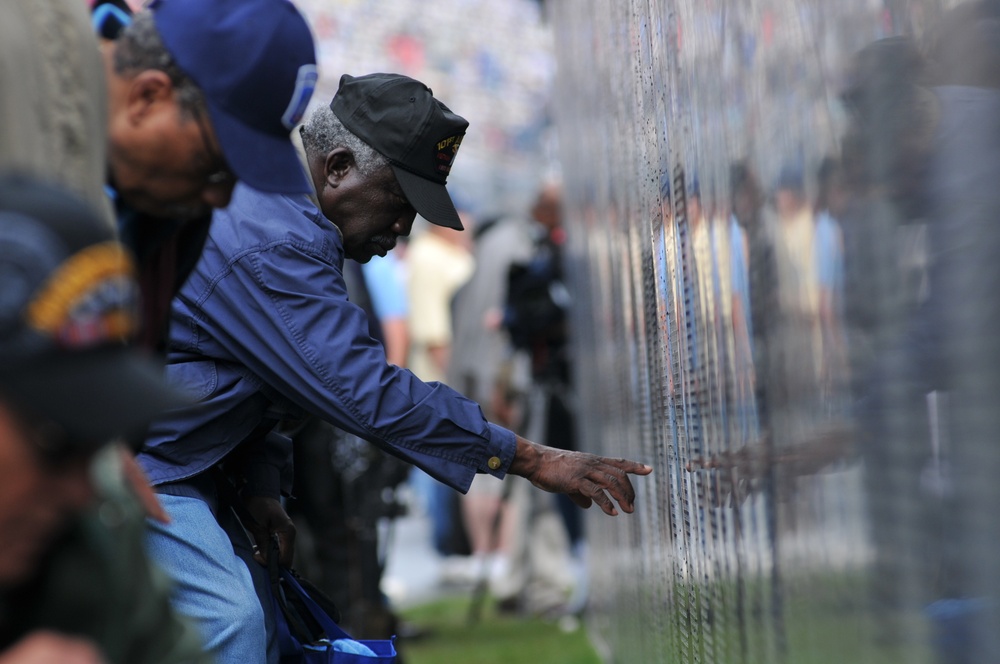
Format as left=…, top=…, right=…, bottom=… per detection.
left=141, top=73, right=651, bottom=664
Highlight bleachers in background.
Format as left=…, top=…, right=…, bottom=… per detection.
left=296, top=0, right=558, bottom=218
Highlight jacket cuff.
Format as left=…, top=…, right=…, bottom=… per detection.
left=479, top=423, right=517, bottom=479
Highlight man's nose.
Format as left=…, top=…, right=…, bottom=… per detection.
left=392, top=212, right=417, bottom=237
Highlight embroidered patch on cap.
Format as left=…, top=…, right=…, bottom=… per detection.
left=435, top=134, right=464, bottom=176
left=26, top=242, right=139, bottom=347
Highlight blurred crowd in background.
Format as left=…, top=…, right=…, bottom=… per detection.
left=296, top=0, right=558, bottom=218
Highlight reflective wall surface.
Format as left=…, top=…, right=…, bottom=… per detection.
left=549, top=1, right=1000, bottom=661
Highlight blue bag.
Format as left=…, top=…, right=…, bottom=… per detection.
left=271, top=565, right=397, bottom=664
left=263, top=532, right=395, bottom=664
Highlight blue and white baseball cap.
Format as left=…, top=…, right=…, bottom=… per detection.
left=152, top=0, right=319, bottom=194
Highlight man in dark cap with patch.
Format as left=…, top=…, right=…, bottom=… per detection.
left=139, top=73, right=651, bottom=663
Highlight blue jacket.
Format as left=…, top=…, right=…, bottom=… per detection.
left=139, top=184, right=516, bottom=494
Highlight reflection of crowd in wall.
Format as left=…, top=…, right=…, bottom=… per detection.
left=536, top=0, right=1000, bottom=660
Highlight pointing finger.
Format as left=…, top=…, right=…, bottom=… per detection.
left=607, top=458, right=653, bottom=475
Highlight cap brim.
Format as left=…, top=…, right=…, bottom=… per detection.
left=8, top=348, right=190, bottom=448
left=391, top=166, right=464, bottom=230
left=207, top=102, right=312, bottom=195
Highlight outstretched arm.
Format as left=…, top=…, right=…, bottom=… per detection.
left=507, top=435, right=652, bottom=516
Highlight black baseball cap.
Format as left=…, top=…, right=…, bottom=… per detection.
left=330, top=73, right=470, bottom=230
left=0, top=175, right=187, bottom=448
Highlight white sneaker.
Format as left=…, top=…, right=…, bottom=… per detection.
left=437, top=555, right=479, bottom=586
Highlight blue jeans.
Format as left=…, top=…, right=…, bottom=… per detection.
left=146, top=494, right=279, bottom=664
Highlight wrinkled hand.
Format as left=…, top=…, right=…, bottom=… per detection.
left=0, top=631, right=105, bottom=664
left=244, top=495, right=296, bottom=567
left=508, top=436, right=652, bottom=515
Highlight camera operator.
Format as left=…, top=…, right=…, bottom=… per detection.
left=497, top=181, right=586, bottom=616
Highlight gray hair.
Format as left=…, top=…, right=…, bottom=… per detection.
left=300, top=106, right=389, bottom=177
left=112, top=11, right=206, bottom=121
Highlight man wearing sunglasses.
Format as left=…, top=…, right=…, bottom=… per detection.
left=0, top=175, right=207, bottom=663
left=98, top=0, right=319, bottom=351
left=92, top=0, right=320, bottom=527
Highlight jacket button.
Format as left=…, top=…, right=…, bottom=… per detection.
left=487, top=456, right=501, bottom=471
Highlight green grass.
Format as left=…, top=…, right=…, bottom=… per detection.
left=393, top=573, right=937, bottom=663
left=397, top=595, right=602, bottom=664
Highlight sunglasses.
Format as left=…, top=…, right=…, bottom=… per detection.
left=191, top=105, right=237, bottom=188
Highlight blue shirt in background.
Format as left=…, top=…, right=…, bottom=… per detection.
left=361, top=254, right=409, bottom=321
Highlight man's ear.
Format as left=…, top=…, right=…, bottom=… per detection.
left=125, top=70, right=174, bottom=127
left=324, top=147, right=354, bottom=187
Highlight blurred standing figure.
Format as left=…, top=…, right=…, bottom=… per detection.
left=449, top=209, right=536, bottom=411
left=834, top=34, right=938, bottom=627
left=813, top=158, right=848, bottom=404
left=0, top=175, right=207, bottom=664
left=448, top=207, right=537, bottom=588
left=728, top=163, right=761, bottom=446
left=405, top=215, right=476, bottom=568
left=764, top=166, right=822, bottom=438
left=688, top=180, right=718, bottom=371
left=406, top=218, right=474, bottom=383
left=500, top=181, right=582, bottom=616
left=838, top=36, right=931, bottom=397
left=909, top=5, right=1000, bottom=655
